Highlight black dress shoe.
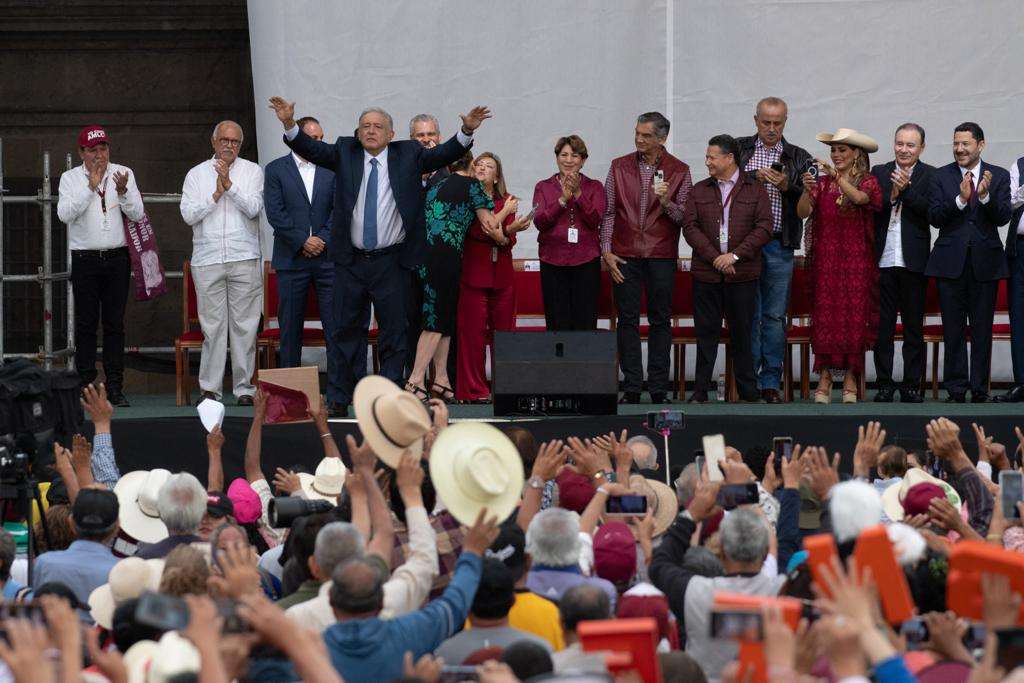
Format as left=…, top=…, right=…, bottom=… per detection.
left=619, top=392, right=642, bottom=405
left=195, top=391, right=219, bottom=406
left=761, top=389, right=783, bottom=404
left=898, top=387, right=924, bottom=404
left=687, top=391, right=708, bottom=404
left=650, top=392, right=672, bottom=404
left=874, top=387, right=895, bottom=403
left=971, top=391, right=990, bottom=404
left=995, top=385, right=1024, bottom=403
left=237, top=394, right=255, bottom=407
left=327, top=402, right=350, bottom=418
left=737, top=395, right=764, bottom=404
left=107, top=391, right=130, bottom=407
left=945, top=393, right=966, bottom=403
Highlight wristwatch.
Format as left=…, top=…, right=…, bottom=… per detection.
left=527, top=475, right=546, bottom=490
left=592, top=470, right=608, bottom=484
left=679, top=509, right=694, bottom=522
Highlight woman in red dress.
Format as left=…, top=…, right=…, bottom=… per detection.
left=797, top=129, right=882, bottom=404
left=455, top=152, right=532, bottom=403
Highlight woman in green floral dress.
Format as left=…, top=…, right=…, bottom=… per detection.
left=405, top=151, right=495, bottom=400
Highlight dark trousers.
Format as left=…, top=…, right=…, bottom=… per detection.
left=404, top=268, right=456, bottom=385
left=1010, top=236, right=1024, bottom=384
left=693, top=278, right=758, bottom=399
left=541, top=258, right=600, bottom=331
left=277, top=265, right=344, bottom=401
left=71, top=248, right=130, bottom=391
left=873, top=267, right=926, bottom=390
left=937, top=252, right=998, bottom=394
left=330, top=251, right=409, bottom=405
left=613, top=257, right=675, bottom=394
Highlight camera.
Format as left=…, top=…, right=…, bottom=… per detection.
left=0, top=446, right=29, bottom=486
left=268, top=496, right=334, bottom=528
left=805, top=160, right=819, bottom=179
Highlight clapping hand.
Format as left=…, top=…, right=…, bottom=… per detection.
left=268, top=96, right=296, bottom=128
left=214, top=159, right=233, bottom=192
left=86, top=157, right=107, bottom=191
left=112, top=170, right=130, bottom=196
left=459, top=106, right=492, bottom=133
left=890, top=167, right=910, bottom=197
left=978, top=170, right=992, bottom=199
left=959, top=172, right=974, bottom=204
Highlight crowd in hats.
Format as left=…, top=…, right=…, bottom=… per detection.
left=3, top=378, right=1024, bottom=682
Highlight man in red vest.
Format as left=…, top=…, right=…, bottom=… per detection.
left=601, top=113, right=693, bottom=404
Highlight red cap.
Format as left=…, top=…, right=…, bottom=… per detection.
left=901, top=482, right=946, bottom=517
left=593, top=520, right=637, bottom=584
left=555, top=469, right=595, bottom=514
left=78, top=125, right=109, bottom=148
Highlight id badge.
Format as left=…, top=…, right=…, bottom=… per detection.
left=491, top=247, right=498, bottom=263
left=719, top=225, right=728, bottom=253
left=567, top=227, right=579, bottom=244
left=102, top=213, right=111, bottom=231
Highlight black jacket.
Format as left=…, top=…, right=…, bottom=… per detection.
left=870, top=160, right=935, bottom=273
left=736, top=135, right=813, bottom=249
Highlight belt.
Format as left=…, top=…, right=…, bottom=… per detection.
left=352, top=243, right=402, bottom=259
left=72, top=247, right=128, bottom=259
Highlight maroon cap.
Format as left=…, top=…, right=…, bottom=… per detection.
left=78, top=125, right=109, bottom=148
left=902, top=482, right=946, bottom=517
left=594, top=520, right=637, bottom=584
left=555, top=469, right=595, bottom=514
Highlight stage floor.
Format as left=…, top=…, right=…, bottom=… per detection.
left=93, top=392, right=1022, bottom=485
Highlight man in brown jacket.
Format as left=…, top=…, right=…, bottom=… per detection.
left=682, top=135, right=773, bottom=402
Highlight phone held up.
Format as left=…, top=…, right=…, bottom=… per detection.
left=646, top=410, right=684, bottom=433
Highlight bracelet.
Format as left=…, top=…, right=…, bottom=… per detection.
left=987, top=534, right=1003, bottom=542
left=596, top=486, right=610, bottom=496
left=320, top=432, right=332, bottom=439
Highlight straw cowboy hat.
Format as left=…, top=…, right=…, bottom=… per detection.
left=628, top=475, right=678, bottom=537
left=815, top=128, right=879, bottom=153
left=354, top=375, right=432, bottom=468
left=881, top=467, right=962, bottom=522
left=298, top=457, right=347, bottom=503
left=114, top=469, right=171, bottom=544
left=124, top=631, right=200, bottom=683
left=88, top=557, right=165, bottom=629
left=429, top=422, right=525, bottom=526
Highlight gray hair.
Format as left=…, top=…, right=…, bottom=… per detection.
left=408, top=113, right=440, bottom=137
left=0, top=530, right=15, bottom=581
left=314, top=522, right=365, bottom=576
left=719, top=509, right=770, bottom=565
left=359, top=107, right=394, bottom=132
left=157, top=472, right=207, bottom=535
left=755, top=97, right=789, bottom=118
left=674, top=463, right=699, bottom=508
left=525, top=508, right=581, bottom=568
left=211, top=120, right=244, bottom=143
left=637, top=112, right=670, bottom=139
left=627, top=435, right=658, bottom=469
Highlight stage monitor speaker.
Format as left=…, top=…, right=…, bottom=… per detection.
left=493, top=331, right=618, bottom=416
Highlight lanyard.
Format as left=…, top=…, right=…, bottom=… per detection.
left=96, top=176, right=109, bottom=215
left=720, top=181, right=739, bottom=219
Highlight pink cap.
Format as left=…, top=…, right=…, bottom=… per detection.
left=78, top=125, right=109, bottom=148
left=227, top=478, right=262, bottom=524
left=593, top=520, right=637, bottom=584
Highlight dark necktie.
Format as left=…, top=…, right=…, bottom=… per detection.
left=966, top=170, right=978, bottom=208
left=364, top=158, right=379, bottom=250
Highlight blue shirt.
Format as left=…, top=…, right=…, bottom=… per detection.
left=32, top=540, right=119, bottom=606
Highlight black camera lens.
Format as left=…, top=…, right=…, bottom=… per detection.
left=268, top=496, right=334, bottom=528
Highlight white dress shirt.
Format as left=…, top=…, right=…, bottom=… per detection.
left=1010, top=158, right=1024, bottom=235
left=954, top=160, right=990, bottom=210
left=180, top=156, right=264, bottom=267
left=879, top=163, right=916, bottom=269
left=716, top=170, right=740, bottom=254
left=292, top=152, right=315, bottom=203
left=284, top=124, right=473, bottom=249
left=57, top=163, right=144, bottom=250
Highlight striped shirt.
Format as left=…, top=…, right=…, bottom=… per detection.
left=744, top=138, right=783, bottom=234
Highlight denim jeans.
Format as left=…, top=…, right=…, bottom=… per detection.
left=751, top=239, right=794, bottom=390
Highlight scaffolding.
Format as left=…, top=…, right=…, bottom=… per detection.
left=0, top=138, right=184, bottom=369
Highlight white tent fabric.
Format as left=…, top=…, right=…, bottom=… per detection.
left=248, top=0, right=1024, bottom=382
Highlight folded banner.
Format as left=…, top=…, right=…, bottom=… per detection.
left=122, top=213, right=168, bottom=301
left=258, top=380, right=311, bottom=424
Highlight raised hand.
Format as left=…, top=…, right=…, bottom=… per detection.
left=926, top=417, right=965, bottom=462
left=459, top=105, right=492, bottom=133
left=208, top=541, right=262, bottom=599
left=272, top=467, right=301, bottom=495
left=803, top=446, right=840, bottom=500
left=801, top=172, right=817, bottom=194
left=531, top=439, right=566, bottom=482
left=462, top=509, right=500, bottom=555
left=346, top=434, right=378, bottom=472
left=87, top=158, right=106, bottom=191
left=853, top=421, right=886, bottom=476
left=686, top=477, right=722, bottom=522
left=81, top=382, right=114, bottom=432
left=978, top=169, right=992, bottom=199
left=268, top=96, right=296, bottom=128
left=207, top=424, right=226, bottom=453
left=112, top=169, right=130, bottom=195
left=215, top=159, right=233, bottom=191
left=959, top=171, right=974, bottom=204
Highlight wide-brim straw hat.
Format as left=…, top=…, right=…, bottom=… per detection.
left=354, top=375, right=430, bottom=468
left=881, top=467, right=962, bottom=522
left=628, top=475, right=678, bottom=537
left=429, top=422, right=525, bottom=526
left=88, top=557, right=165, bottom=629
left=114, top=469, right=171, bottom=544
left=298, top=456, right=347, bottom=503
left=815, top=128, right=878, bottom=153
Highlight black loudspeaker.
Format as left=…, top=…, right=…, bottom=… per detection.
left=493, top=331, right=618, bottom=415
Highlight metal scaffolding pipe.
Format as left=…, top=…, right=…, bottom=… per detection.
left=66, top=152, right=75, bottom=362
left=41, top=152, right=53, bottom=370
left=0, top=137, right=5, bottom=362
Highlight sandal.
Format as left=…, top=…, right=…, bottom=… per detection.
left=431, top=382, right=456, bottom=403
left=842, top=389, right=858, bottom=404
left=404, top=382, right=431, bottom=402
left=814, top=375, right=832, bottom=404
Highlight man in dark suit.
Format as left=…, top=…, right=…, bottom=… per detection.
left=268, top=96, right=493, bottom=415
left=926, top=122, right=1012, bottom=403
left=870, top=123, right=934, bottom=404
left=997, top=153, right=1024, bottom=402
left=264, top=116, right=339, bottom=386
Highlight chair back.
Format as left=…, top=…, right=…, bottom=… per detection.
left=182, top=260, right=200, bottom=334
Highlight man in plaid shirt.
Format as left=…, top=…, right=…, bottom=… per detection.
left=736, top=97, right=812, bottom=404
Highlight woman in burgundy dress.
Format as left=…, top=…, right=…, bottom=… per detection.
left=797, top=129, right=882, bottom=404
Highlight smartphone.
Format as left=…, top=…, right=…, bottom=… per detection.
left=996, top=627, right=1024, bottom=671
left=695, top=455, right=706, bottom=481
left=703, top=434, right=726, bottom=482
left=710, top=609, right=763, bottom=640
left=925, top=450, right=944, bottom=479
left=525, top=204, right=539, bottom=223
left=654, top=169, right=665, bottom=185
left=900, top=617, right=929, bottom=649
left=716, top=483, right=759, bottom=510
left=606, top=495, right=649, bottom=515
left=770, top=161, right=784, bottom=173
left=964, top=623, right=986, bottom=650
left=773, top=437, right=793, bottom=462
left=647, top=410, right=685, bottom=432
left=135, top=592, right=190, bottom=632
left=1000, top=470, right=1023, bottom=520
left=0, top=603, right=44, bottom=644
left=216, top=598, right=251, bottom=634
left=440, top=665, right=480, bottom=682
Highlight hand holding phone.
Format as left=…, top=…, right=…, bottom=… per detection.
left=1000, top=470, right=1023, bottom=520
left=703, top=434, right=726, bottom=482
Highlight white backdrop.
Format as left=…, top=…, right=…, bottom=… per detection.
left=248, top=0, right=1024, bottom=382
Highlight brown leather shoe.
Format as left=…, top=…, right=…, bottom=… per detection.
left=761, top=388, right=783, bottom=404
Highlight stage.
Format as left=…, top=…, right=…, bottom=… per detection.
left=90, top=393, right=1023, bottom=484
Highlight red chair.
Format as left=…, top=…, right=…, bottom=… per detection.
left=920, top=278, right=945, bottom=398
left=784, top=257, right=812, bottom=400
left=174, top=260, right=204, bottom=406
left=992, top=279, right=1012, bottom=393
left=512, top=259, right=546, bottom=332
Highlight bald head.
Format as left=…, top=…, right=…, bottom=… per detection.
left=211, top=120, right=243, bottom=163
left=329, top=558, right=384, bottom=619
left=559, top=584, right=610, bottom=635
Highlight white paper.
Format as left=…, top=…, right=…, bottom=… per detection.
left=197, top=398, right=225, bottom=433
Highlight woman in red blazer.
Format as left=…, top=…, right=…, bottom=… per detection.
left=456, top=152, right=531, bottom=403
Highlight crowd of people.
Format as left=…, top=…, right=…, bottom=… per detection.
left=2, top=375, right=1024, bottom=682
left=58, top=95, right=1024, bottom=412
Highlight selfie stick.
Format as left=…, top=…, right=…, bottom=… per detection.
left=661, top=428, right=672, bottom=487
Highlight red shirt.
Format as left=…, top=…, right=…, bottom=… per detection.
left=462, top=194, right=516, bottom=289
left=533, top=173, right=606, bottom=266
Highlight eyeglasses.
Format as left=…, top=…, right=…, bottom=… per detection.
left=217, top=138, right=242, bottom=148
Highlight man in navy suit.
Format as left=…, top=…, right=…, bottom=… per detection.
left=926, top=122, right=1012, bottom=403
left=997, top=153, right=1024, bottom=402
left=268, top=96, right=495, bottom=415
left=264, top=115, right=343, bottom=393
left=870, top=123, right=934, bottom=404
